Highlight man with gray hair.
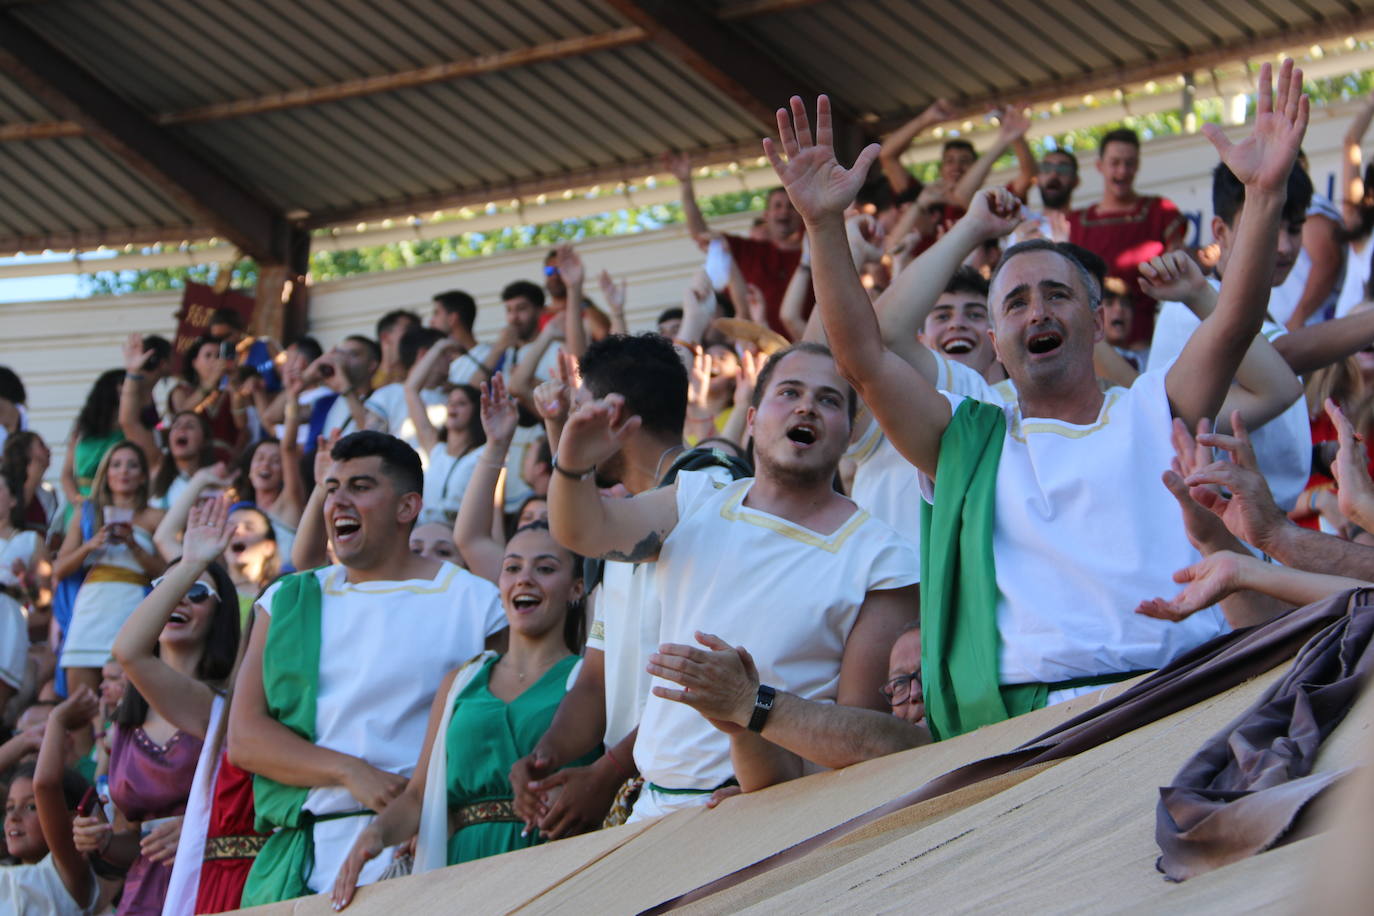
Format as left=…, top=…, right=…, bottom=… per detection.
left=770, top=61, right=1309, bottom=742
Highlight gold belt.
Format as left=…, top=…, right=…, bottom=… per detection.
left=204, top=834, right=267, bottom=860
left=85, top=565, right=149, bottom=587
left=452, top=799, right=520, bottom=830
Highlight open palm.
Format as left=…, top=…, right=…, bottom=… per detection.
left=183, top=496, right=233, bottom=566
left=764, top=95, right=880, bottom=223
left=1203, top=60, right=1308, bottom=192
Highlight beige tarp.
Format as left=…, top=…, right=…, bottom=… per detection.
left=234, top=667, right=1362, bottom=914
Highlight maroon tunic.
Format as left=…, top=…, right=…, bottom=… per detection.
left=109, top=725, right=201, bottom=916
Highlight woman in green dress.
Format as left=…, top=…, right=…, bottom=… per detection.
left=330, top=520, right=593, bottom=909
left=59, top=369, right=126, bottom=527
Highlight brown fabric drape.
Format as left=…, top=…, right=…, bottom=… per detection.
left=657, top=588, right=1372, bottom=911
left=1155, top=591, right=1374, bottom=881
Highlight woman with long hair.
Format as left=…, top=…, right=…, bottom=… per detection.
left=407, top=341, right=487, bottom=523
left=221, top=505, right=280, bottom=617
left=60, top=369, right=126, bottom=527
left=2, top=431, right=56, bottom=535
left=0, top=467, right=47, bottom=713
left=231, top=438, right=303, bottom=557
left=53, top=442, right=166, bottom=695
left=330, top=520, right=591, bottom=908
left=167, top=336, right=242, bottom=459
left=89, top=498, right=241, bottom=915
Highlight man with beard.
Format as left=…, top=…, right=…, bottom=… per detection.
left=780, top=61, right=1307, bottom=741
left=230, top=431, right=504, bottom=904
left=549, top=342, right=920, bottom=815
left=1068, top=128, right=1187, bottom=347
left=510, top=334, right=749, bottom=837
left=1037, top=149, right=1079, bottom=221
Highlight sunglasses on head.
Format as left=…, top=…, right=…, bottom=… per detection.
left=151, top=576, right=218, bottom=604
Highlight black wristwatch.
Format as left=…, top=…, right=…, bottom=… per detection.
left=747, top=684, right=776, bottom=733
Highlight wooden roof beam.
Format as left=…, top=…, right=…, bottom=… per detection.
left=0, top=12, right=291, bottom=263
left=604, top=0, right=855, bottom=134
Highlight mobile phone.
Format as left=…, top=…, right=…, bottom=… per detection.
left=76, top=786, right=97, bottom=817
left=219, top=341, right=235, bottom=360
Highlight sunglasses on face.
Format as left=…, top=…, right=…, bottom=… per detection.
left=151, top=576, right=218, bottom=604
left=1039, top=162, right=1077, bottom=177
left=543, top=265, right=560, bottom=277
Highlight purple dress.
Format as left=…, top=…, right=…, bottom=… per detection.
left=108, top=725, right=202, bottom=916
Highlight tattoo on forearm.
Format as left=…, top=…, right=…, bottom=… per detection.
left=605, top=530, right=663, bottom=564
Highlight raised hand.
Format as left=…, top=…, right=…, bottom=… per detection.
left=1327, top=398, right=1374, bottom=529
left=763, top=95, right=881, bottom=225
left=963, top=187, right=1023, bottom=241
left=553, top=243, right=584, bottom=290
left=557, top=395, right=642, bottom=471
left=1186, top=412, right=1291, bottom=550
left=598, top=271, right=627, bottom=317
left=53, top=685, right=99, bottom=731
left=688, top=348, right=713, bottom=412
left=1136, top=551, right=1247, bottom=622
left=732, top=348, right=764, bottom=410
left=1202, top=60, right=1308, bottom=192
left=182, top=495, right=233, bottom=567
left=663, top=151, right=693, bottom=183
left=313, top=430, right=342, bottom=486
left=479, top=372, right=518, bottom=447
left=920, top=98, right=957, bottom=125
left=1139, top=250, right=1208, bottom=304
left=121, top=332, right=154, bottom=376
left=995, top=104, right=1031, bottom=143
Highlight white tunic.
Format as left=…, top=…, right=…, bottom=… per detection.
left=585, top=467, right=733, bottom=749
left=255, top=561, right=504, bottom=893
left=1334, top=236, right=1372, bottom=318
left=923, top=370, right=1229, bottom=687
left=0, top=854, right=100, bottom=916
left=0, top=529, right=37, bottom=688
left=422, top=445, right=484, bottom=522
left=636, top=473, right=919, bottom=792
left=1148, top=292, right=1310, bottom=511
left=446, top=344, right=493, bottom=386
left=844, top=353, right=1006, bottom=584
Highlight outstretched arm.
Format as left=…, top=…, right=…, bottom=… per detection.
left=876, top=187, right=1020, bottom=375
left=667, top=152, right=710, bottom=240
left=1167, top=60, right=1309, bottom=428
left=548, top=396, right=679, bottom=561
left=768, top=94, right=951, bottom=477
left=949, top=106, right=1032, bottom=209
left=878, top=99, right=955, bottom=196
left=35, top=689, right=97, bottom=912
left=453, top=373, right=517, bottom=583
left=1272, top=306, right=1374, bottom=376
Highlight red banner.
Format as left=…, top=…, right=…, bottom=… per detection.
left=173, top=282, right=256, bottom=374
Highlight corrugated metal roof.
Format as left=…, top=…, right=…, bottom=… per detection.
left=0, top=0, right=1372, bottom=254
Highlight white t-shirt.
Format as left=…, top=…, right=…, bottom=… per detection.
left=423, top=444, right=484, bottom=522
left=320, top=393, right=360, bottom=439
left=636, top=473, right=919, bottom=790
left=363, top=384, right=446, bottom=460
left=0, top=854, right=100, bottom=916
left=1148, top=291, right=1310, bottom=511
left=586, top=465, right=735, bottom=749
left=922, top=370, right=1229, bottom=686
left=255, top=561, right=504, bottom=891
left=1335, top=236, right=1372, bottom=318
left=446, top=344, right=494, bottom=386
left=1269, top=192, right=1345, bottom=327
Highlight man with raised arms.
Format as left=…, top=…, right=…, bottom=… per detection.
left=229, top=432, right=505, bottom=904
left=549, top=343, right=921, bottom=817
left=774, top=62, right=1308, bottom=742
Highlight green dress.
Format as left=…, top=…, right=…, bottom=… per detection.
left=444, top=654, right=599, bottom=864
left=62, top=432, right=123, bottom=527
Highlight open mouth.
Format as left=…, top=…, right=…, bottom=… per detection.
left=333, top=517, right=361, bottom=541
left=511, top=593, right=542, bottom=612
left=172, top=435, right=189, bottom=448
left=786, top=424, right=817, bottom=446
left=168, top=611, right=190, bottom=625
left=941, top=337, right=976, bottom=355
left=230, top=541, right=246, bottom=554
left=1026, top=331, right=1063, bottom=355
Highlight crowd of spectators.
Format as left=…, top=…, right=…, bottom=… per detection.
left=2, top=60, right=1374, bottom=913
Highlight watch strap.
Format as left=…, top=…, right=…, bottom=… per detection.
left=747, top=684, right=776, bottom=733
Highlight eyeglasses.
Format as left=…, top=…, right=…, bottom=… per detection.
left=151, top=576, right=218, bottom=604
left=1038, top=161, right=1077, bottom=177
left=879, top=672, right=921, bottom=706
left=543, top=265, right=560, bottom=277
